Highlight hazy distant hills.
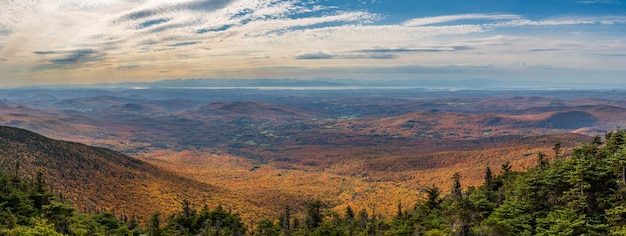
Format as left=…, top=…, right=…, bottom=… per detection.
left=29, top=78, right=562, bottom=90
left=2, top=88, right=626, bottom=222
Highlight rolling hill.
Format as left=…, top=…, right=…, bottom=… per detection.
left=182, top=101, right=315, bottom=121
left=1, top=88, right=625, bottom=223
left=0, top=126, right=260, bottom=222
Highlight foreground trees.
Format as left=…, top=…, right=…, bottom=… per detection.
left=0, top=168, right=140, bottom=235
left=4, top=129, right=626, bottom=235
left=257, top=128, right=626, bottom=235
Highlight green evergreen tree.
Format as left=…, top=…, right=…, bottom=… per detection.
left=536, top=151, right=548, bottom=169
left=255, top=218, right=279, bottom=236
left=357, top=208, right=368, bottom=231
left=452, top=172, right=463, bottom=199
left=553, top=141, right=562, bottom=159
left=42, top=200, right=75, bottom=234
left=278, top=205, right=292, bottom=236
left=344, top=205, right=356, bottom=236
left=484, top=167, right=494, bottom=189
left=305, top=200, right=323, bottom=230
left=93, top=211, right=122, bottom=235
left=425, top=185, right=442, bottom=210
left=30, top=172, right=53, bottom=211
left=148, top=211, right=162, bottom=236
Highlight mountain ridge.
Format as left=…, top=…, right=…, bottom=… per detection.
left=0, top=126, right=236, bottom=221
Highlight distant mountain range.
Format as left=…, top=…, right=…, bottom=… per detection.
left=21, top=78, right=605, bottom=90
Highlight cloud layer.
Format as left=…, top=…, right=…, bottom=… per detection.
left=0, top=0, right=625, bottom=86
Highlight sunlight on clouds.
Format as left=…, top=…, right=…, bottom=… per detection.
left=0, top=0, right=625, bottom=86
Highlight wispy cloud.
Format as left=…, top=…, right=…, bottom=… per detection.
left=137, top=18, right=170, bottom=29
left=119, top=0, right=234, bottom=21
left=592, top=53, right=626, bottom=57
left=355, top=46, right=474, bottom=53
left=403, top=14, right=521, bottom=27
left=51, top=51, right=102, bottom=65
left=296, top=53, right=335, bottom=60
left=118, top=64, right=140, bottom=70
left=578, top=0, right=620, bottom=4
left=528, top=48, right=561, bottom=52
left=197, top=25, right=232, bottom=34
left=33, top=51, right=59, bottom=55
left=491, top=19, right=597, bottom=27
left=168, top=41, right=200, bottom=47
left=32, top=49, right=104, bottom=69
left=296, top=52, right=397, bottom=60
left=0, top=0, right=625, bottom=86
left=234, top=11, right=380, bottom=37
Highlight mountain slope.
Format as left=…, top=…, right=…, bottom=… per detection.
left=0, top=126, right=232, bottom=221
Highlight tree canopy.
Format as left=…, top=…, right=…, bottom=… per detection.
left=4, top=129, right=626, bottom=235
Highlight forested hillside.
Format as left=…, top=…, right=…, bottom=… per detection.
left=2, top=89, right=624, bottom=223
left=3, top=127, right=626, bottom=235
left=0, top=126, right=239, bottom=222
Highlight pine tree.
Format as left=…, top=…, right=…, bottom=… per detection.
left=537, top=151, right=548, bottom=169
left=42, top=201, right=75, bottom=234
left=396, top=201, right=403, bottom=220
left=279, top=205, right=291, bottom=236
left=358, top=208, right=368, bottom=231
left=484, top=166, right=493, bottom=188
left=553, top=141, right=562, bottom=159
left=345, top=205, right=355, bottom=220
left=345, top=205, right=356, bottom=236
left=452, top=172, right=463, bottom=199
left=606, top=128, right=626, bottom=154
left=305, top=200, right=323, bottom=229
left=148, top=211, right=162, bottom=236
left=255, top=218, right=279, bottom=236
left=31, top=172, right=53, bottom=211
left=425, top=185, right=442, bottom=210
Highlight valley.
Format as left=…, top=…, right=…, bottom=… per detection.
left=1, top=86, right=625, bottom=223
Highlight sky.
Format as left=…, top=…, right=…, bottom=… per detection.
left=0, top=0, right=625, bottom=87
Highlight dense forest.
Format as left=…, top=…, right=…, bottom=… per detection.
left=3, top=129, right=626, bottom=235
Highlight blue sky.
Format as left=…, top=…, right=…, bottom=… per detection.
left=0, top=0, right=625, bottom=87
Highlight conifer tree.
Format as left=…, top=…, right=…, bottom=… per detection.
left=345, top=205, right=356, bottom=236
left=345, top=205, right=355, bottom=220
left=42, top=201, right=75, bottom=234
left=279, top=205, right=291, bottom=236
left=148, top=211, right=162, bottom=236
left=31, top=172, right=53, bottom=211
left=536, top=151, right=548, bottom=169
left=305, top=200, right=323, bottom=229
left=553, top=141, right=562, bottom=159
left=452, top=172, right=462, bottom=199
left=425, top=185, right=442, bottom=210
left=357, top=208, right=368, bottom=231
left=484, top=167, right=493, bottom=188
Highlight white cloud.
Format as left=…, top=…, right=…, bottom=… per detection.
left=0, top=1, right=625, bottom=86
left=237, top=11, right=379, bottom=37
left=490, top=15, right=626, bottom=27
left=492, top=19, right=596, bottom=27
left=403, top=14, right=521, bottom=27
